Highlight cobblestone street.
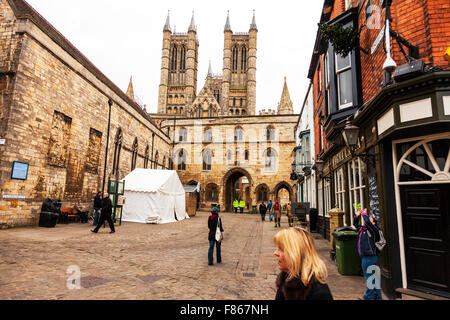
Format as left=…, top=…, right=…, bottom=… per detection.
left=0, top=211, right=366, bottom=300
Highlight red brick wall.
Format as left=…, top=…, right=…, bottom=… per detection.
left=311, top=0, right=450, bottom=127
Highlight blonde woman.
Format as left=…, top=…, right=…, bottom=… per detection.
left=274, top=227, right=333, bottom=300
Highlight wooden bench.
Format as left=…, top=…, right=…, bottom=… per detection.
left=60, top=208, right=80, bottom=224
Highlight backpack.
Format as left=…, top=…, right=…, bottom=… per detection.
left=366, top=224, right=386, bottom=252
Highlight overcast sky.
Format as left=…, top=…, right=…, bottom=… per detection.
left=26, top=0, right=324, bottom=114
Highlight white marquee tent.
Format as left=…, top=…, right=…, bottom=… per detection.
left=121, top=169, right=188, bottom=224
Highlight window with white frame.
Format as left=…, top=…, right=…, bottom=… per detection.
left=335, top=52, right=353, bottom=109
left=347, top=158, right=367, bottom=226
left=324, top=178, right=331, bottom=217
left=334, top=167, right=347, bottom=223
left=324, top=54, right=331, bottom=113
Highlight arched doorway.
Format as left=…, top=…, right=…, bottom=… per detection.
left=272, top=181, right=293, bottom=205
left=223, top=168, right=253, bottom=212
left=187, top=180, right=200, bottom=210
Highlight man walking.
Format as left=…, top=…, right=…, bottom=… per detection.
left=267, top=200, right=273, bottom=222
left=93, top=191, right=102, bottom=226
left=259, top=202, right=267, bottom=221
left=91, top=193, right=115, bottom=234
left=274, top=200, right=281, bottom=228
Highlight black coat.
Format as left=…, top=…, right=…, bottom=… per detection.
left=102, top=197, right=113, bottom=216
left=275, top=272, right=333, bottom=300
left=354, top=214, right=379, bottom=256
left=259, top=204, right=267, bottom=214
left=94, top=195, right=103, bottom=209
left=208, top=214, right=224, bottom=241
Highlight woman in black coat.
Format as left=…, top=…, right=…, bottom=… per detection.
left=274, top=227, right=333, bottom=300
left=208, top=207, right=223, bottom=266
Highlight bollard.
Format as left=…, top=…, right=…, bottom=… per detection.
left=329, top=206, right=344, bottom=250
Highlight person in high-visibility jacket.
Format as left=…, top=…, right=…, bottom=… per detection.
left=239, top=200, right=245, bottom=213
left=233, top=199, right=239, bottom=214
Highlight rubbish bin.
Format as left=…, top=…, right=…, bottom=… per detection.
left=309, top=208, right=318, bottom=232
left=252, top=205, right=257, bottom=214
left=38, top=211, right=59, bottom=228
left=332, top=230, right=363, bottom=276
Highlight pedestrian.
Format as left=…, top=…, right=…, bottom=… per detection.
left=267, top=200, right=273, bottom=222
left=233, top=199, right=239, bottom=214
left=93, top=191, right=102, bottom=226
left=274, top=227, right=333, bottom=300
left=91, top=193, right=115, bottom=234
left=259, top=202, right=267, bottom=221
left=274, top=200, right=281, bottom=228
left=354, top=209, right=382, bottom=300
left=287, top=202, right=294, bottom=227
left=208, top=207, right=223, bottom=265
left=73, top=199, right=88, bottom=223
left=239, top=199, right=245, bottom=214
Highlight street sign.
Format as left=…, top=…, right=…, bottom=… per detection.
left=371, top=24, right=385, bottom=55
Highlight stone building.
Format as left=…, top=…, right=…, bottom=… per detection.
left=0, top=0, right=171, bottom=228
left=153, top=11, right=298, bottom=212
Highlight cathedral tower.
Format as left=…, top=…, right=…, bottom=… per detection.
left=221, top=11, right=257, bottom=116
left=277, top=77, right=294, bottom=115
left=157, top=11, right=199, bottom=115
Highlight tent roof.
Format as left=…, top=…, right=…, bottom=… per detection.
left=184, top=185, right=198, bottom=193
left=122, top=169, right=184, bottom=193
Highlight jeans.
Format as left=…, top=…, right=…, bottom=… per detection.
left=208, top=240, right=221, bottom=264
left=93, top=209, right=100, bottom=226
left=361, top=255, right=382, bottom=300
left=269, top=211, right=273, bottom=221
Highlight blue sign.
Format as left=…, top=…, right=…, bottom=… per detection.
left=11, top=161, right=29, bottom=180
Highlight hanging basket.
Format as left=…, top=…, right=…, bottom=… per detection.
left=319, top=22, right=362, bottom=57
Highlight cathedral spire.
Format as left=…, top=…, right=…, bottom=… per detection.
left=207, top=60, right=213, bottom=77
left=250, top=9, right=257, bottom=30
left=224, top=10, right=231, bottom=32
left=188, top=11, right=197, bottom=32
left=126, top=76, right=135, bottom=101
left=163, top=10, right=171, bottom=32
left=278, top=76, right=293, bottom=115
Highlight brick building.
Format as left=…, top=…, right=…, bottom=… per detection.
left=308, top=0, right=450, bottom=299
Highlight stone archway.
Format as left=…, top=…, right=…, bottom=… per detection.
left=222, top=168, right=253, bottom=212
left=272, top=181, right=294, bottom=204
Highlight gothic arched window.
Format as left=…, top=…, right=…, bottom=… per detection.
left=265, top=148, right=277, bottom=171
left=131, top=138, right=138, bottom=171
left=202, top=149, right=212, bottom=171
left=179, top=128, right=187, bottom=142
left=170, top=45, right=178, bottom=71
left=154, top=151, right=159, bottom=169
left=144, top=145, right=149, bottom=169
left=234, top=127, right=243, bottom=142
left=112, top=128, right=123, bottom=176
left=206, top=184, right=219, bottom=202
left=266, top=126, right=275, bottom=141
left=178, top=150, right=186, bottom=171
left=180, top=46, right=186, bottom=71
left=204, top=128, right=213, bottom=143
left=241, top=46, right=247, bottom=71
left=232, top=46, right=238, bottom=71
left=197, top=106, right=202, bottom=118
left=209, top=105, right=214, bottom=117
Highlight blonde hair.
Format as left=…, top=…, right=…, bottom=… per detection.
left=274, top=227, right=328, bottom=286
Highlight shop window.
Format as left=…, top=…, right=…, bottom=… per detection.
left=348, top=158, right=367, bottom=226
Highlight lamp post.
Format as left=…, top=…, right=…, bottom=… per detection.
left=342, top=119, right=375, bottom=165
left=102, top=98, right=113, bottom=194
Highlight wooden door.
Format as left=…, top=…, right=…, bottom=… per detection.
left=400, top=184, right=450, bottom=297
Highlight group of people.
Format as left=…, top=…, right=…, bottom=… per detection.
left=90, top=191, right=115, bottom=234
left=207, top=205, right=384, bottom=300
left=232, top=199, right=246, bottom=213
left=258, top=200, right=294, bottom=228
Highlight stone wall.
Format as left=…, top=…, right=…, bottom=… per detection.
left=162, top=115, right=297, bottom=211
left=0, top=2, right=171, bottom=228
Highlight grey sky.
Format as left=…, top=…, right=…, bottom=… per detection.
left=26, top=0, right=324, bottom=114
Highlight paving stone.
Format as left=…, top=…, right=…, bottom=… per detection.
left=0, top=211, right=367, bottom=300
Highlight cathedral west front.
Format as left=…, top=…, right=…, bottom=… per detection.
left=150, top=11, right=298, bottom=212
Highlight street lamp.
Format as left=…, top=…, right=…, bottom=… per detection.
left=342, top=119, right=360, bottom=149
left=102, top=98, right=113, bottom=194
left=342, top=119, right=375, bottom=165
